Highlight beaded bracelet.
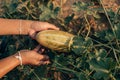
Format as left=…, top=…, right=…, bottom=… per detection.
left=14, top=51, right=22, bottom=66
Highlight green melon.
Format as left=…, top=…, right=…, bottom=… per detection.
left=36, top=30, right=74, bottom=52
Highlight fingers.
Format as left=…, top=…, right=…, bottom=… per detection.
left=36, top=25, right=59, bottom=31
left=43, top=23, right=59, bottom=30
left=33, top=45, right=45, bottom=54
left=38, top=48, right=45, bottom=54
left=36, top=55, right=50, bottom=66
left=36, top=22, right=59, bottom=31
left=37, top=60, right=50, bottom=66
left=29, top=29, right=36, bottom=39
left=33, top=45, right=48, bottom=60
left=29, top=22, right=60, bottom=38
left=48, top=24, right=59, bottom=30
left=33, top=45, right=41, bottom=52
left=40, top=60, right=50, bottom=65
left=39, top=55, right=49, bottom=61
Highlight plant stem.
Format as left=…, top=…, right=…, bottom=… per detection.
left=112, top=8, right=120, bottom=26
left=77, top=26, right=84, bottom=36
left=84, top=14, right=91, bottom=39
left=27, top=66, right=41, bottom=80
left=113, top=49, right=120, bottom=66
left=92, top=38, right=120, bottom=53
left=32, top=71, right=41, bottom=80
left=55, top=62, right=77, bottom=73
left=99, top=0, right=120, bottom=50
left=99, top=0, right=114, bottom=36
left=109, top=73, right=116, bottom=80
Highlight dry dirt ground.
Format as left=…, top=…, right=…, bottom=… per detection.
left=52, top=0, right=120, bottom=32
left=0, top=0, right=120, bottom=17
left=52, top=0, right=120, bottom=18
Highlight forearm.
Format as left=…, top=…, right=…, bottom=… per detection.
left=0, top=54, right=20, bottom=78
left=0, top=18, right=33, bottom=35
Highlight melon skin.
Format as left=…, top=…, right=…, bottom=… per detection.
left=36, top=30, right=74, bottom=52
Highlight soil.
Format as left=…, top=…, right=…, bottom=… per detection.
left=52, top=0, right=120, bottom=18
left=0, top=0, right=119, bottom=18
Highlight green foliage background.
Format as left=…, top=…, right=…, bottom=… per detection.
left=0, top=0, right=120, bottom=80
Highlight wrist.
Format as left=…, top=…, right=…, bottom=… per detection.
left=13, top=51, right=23, bottom=66
left=19, top=20, right=34, bottom=35
left=28, top=21, right=40, bottom=38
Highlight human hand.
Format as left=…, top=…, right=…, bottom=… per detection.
left=16, top=46, right=50, bottom=66
left=29, top=22, right=59, bottom=38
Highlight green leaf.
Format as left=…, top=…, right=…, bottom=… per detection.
left=105, top=29, right=114, bottom=41
left=3, top=0, right=19, bottom=14
left=87, top=11, right=100, bottom=19
left=47, top=1, right=53, bottom=10
left=89, top=58, right=116, bottom=74
left=114, top=23, right=120, bottom=40
left=89, top=58, right=109, bottom=73
left=94, top=30, right=106, bottom=40
left=72, top=36, right=93, bottom=55
left=64, top=14, right=74, bottom=24
left=72, top=2, right=89, bottom=11
left=39, top=2, right=60, bottom=21
left=52, top=54, right=69, bottom=66
left=95, top=49, right=107, bottom=59
left=93, top=71, right=109, bottom=79
left=75, top=73, right=88, bottom=80
left=54, top=7, right=60, bottom=15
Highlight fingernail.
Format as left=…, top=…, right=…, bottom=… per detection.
left=43, top=55, right=49, bottom=60
left=46, top=61, right=50, bottom=65
left=57, top=28, right=60, bottom=30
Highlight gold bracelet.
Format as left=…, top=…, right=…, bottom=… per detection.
left=14, top=51, right=22, bottom=66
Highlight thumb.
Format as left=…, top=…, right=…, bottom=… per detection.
left=29, top=30, right=36, bottom=39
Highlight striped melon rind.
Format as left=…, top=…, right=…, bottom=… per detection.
left=36, top=30, right=74, bottom=52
